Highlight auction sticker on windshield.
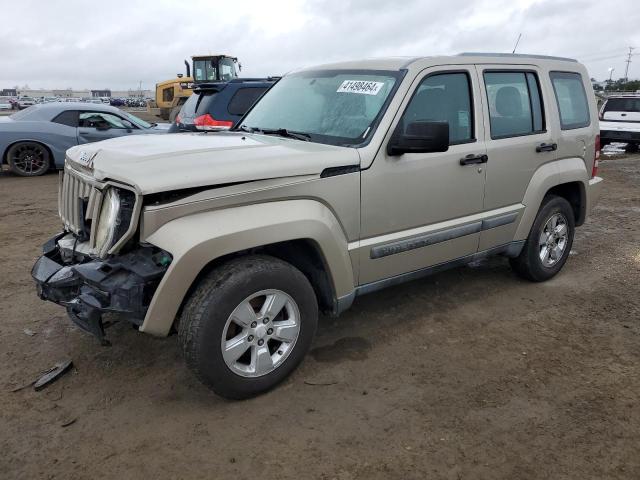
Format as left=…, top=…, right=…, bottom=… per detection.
left=337, top=80, right=384, bottom=95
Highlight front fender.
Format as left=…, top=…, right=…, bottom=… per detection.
left=514, top=157, right=589, bottom=240
left=140, top=199, right=355, bottom=336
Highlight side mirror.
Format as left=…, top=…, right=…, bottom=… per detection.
left=121, top=119, right=134, bottom=129
left=95, top=123, right=111, bottom=131
left=387, top=120, right=449, bottom=156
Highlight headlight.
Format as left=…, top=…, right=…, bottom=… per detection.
left=95, top=188, right=121, bottom=256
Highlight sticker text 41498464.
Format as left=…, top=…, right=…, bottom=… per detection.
left=337, top=80, right=384, bottom=95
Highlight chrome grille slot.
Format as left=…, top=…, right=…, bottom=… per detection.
left=59, top=168, right=101, bottom=237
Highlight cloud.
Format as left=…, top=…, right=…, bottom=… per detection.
left=1, top=0, right=639, bottom=90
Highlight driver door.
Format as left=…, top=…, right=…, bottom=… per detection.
left=77, top=111, right=135, bottom=144
left=358, top=66, right=488, bottom=285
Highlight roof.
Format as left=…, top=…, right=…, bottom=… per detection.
left=296, top=53, right=582, bottom=73
left=11, top=102, right=121, bottom=121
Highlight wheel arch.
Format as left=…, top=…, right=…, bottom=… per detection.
left=515, top=157, right=590, bottom=240
left=140, top=199, right=356, bottom=336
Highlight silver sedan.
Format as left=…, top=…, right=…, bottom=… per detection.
left=0, top=102, right=167, bottom=176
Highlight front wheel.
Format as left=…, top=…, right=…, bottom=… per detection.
left=510, top=195, right=575, bottom=282
left=178, top=255, right=318, bottom=399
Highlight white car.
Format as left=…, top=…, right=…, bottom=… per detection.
left=599, top=94, right=640, bottom=151
left=0, top=97, right=12, bottom=110
left=18, top=97, right=36, bottom=109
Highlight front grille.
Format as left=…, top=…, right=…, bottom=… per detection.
left=58, top=167, right=103, bottom=239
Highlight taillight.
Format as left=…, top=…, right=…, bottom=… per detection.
left=193, top=114, right=233, bottom=131
left=592, top=134, right=600, bottom=178
left=175, top=114, right=182, bottom=124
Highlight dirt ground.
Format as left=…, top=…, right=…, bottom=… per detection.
left=1, top=154, right=639, bottom=480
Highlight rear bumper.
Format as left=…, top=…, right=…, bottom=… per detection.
left=32, top=234, right=170, bottom=344
left=586, top=176, right=604, bottom=218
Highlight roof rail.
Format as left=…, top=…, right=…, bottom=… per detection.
left=458, top=52, right=578, bottom=63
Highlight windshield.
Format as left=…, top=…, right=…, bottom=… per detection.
left=122, top=111, right=153, bottom=129
left=239, top=69, right=401, bottom=146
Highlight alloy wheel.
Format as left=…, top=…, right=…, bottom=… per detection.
left=538, top=212, right=569, bottom=267
left=221, top=289, right=301, bottom=378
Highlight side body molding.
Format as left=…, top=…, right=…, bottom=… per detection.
left=140, top=199, right=355, bottom=336
left=514, top=157, right=589, bottom=240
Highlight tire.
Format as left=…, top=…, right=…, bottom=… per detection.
left=7, top=141, right=51, bottom=176
left=510, top=195, right=575, bottom=282
left=624, top=143, right=639, bottom=153
left=179, top=255, right=318, bottom=399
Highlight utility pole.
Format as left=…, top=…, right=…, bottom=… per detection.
left=624, top=46, right=634, bottom=82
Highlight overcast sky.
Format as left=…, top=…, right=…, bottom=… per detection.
left=2, top=0, right=639, bottom=91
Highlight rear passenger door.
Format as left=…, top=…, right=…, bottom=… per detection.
left=477, top=66, right=556, bottom=251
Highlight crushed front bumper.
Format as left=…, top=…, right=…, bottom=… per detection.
left=32, top=233, right=170, bottom=344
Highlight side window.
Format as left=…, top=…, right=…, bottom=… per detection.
left=401, top=72, right=474, bottom=144
left=550, top=72, right=590, bottom=129
left=227, top=88, right=267, bottom=116
left=52, top=110, right=78, bottom=127
left=79, top=112, right=131, bottom=129
left=484, top=71, right=545, bottom=138
left=162, top=87, right=174, bottom=103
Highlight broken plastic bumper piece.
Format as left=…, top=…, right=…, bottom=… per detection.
left=31, top=233, right=171, bottom=344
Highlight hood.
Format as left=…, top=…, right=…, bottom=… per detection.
left=66, top=131, right=360, bottom=194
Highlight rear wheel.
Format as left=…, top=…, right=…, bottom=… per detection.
left=7, top=142, right=51, bottom=176
left=179, top=255, right=318, bottom=399
left=510, top=195, right=575, bottom=282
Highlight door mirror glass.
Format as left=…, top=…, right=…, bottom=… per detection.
left=387, top=120, right=449, bottom=156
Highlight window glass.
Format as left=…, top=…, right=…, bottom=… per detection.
left=603, top=98, right=640, bottom=113
left=162, top=87, right=174, bottom=103
left=240, top=70, right=400, bottom=146
left=401, top=72, right=473, bottom=144
left=52, top=110, right=78, bottom=127
left=79, top=112, right=130, bottom=129
left=228, top=88, right=267, bottom=116
left=484, top=71, right=544, bottom=138
left=550, top=72, right=590, bottom=129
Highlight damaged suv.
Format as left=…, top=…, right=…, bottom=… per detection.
left=33, top=54, right=603, bottom=399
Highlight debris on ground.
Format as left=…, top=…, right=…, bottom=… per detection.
left=33, top=359, right=73, bottom=391
left=23, top=328, right=36, bottom=337
left=60, top=418, right=77, bottom=428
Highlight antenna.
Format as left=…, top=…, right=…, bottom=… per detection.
left=512, top=33, right=522, bottom=54
left=624, top=46, right=635, bottom=82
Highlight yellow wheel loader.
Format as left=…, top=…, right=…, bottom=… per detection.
left=150, top=55, right=239, bottom=121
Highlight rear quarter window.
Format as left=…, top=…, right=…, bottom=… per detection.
left=180, top=91, right=218, bottom=119
left=227, top=87, right=268, bottom=116
left=52, top=110, right=78, bottom=127
left=549, top=72, right=590, bottom=130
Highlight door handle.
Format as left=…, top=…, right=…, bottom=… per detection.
left=536, top=142, right=557, bottom=153
left=460, top=153, right=488, bottom=165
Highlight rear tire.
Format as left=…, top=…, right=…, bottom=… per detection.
left=178, top=255, right=318, bottom=399
left=7, top=142, right=51, bottom=176
left=510, top=195, right=575, bottom=282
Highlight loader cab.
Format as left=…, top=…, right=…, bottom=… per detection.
left=192, top=55, right=239, bottom=84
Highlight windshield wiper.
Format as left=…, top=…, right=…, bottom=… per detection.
left=242, top=126, right=311, bottom=142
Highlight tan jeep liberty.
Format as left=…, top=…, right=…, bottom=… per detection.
left=33, top=53, right=603, bottom=399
